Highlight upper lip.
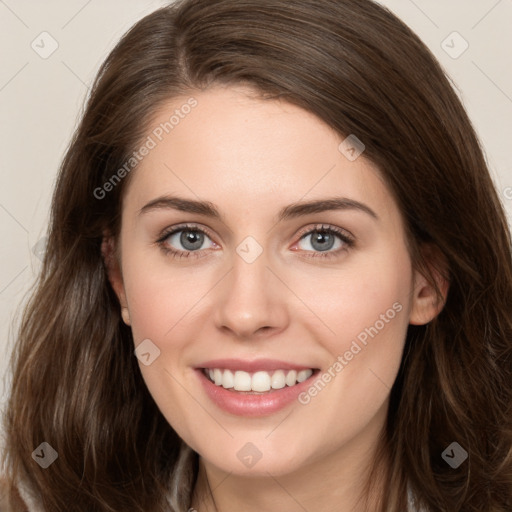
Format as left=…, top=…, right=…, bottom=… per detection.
left=196, top=358, right=316, bottom=373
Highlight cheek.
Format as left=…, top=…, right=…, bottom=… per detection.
left=120, top=251, right=209, bottom=432
left=289, top=248, right=412, bottom=349
left=292, top=247, right=412, bottom=397
left=288, top=252, right=412, bottom=448
left=122, top=250, right=213, bottom=343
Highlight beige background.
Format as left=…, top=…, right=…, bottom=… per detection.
left=1, top=0, right=511, bottom=426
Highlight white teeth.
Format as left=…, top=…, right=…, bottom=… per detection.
left=233, top=371, right=252, bottom=391
left=297, top=369, right=312, bottom=382
left=205, top=368, right=314, bottom=392
left=271, top=370, right=286, bottom=389
left=252, top=371, right=271, bottom=392
left=285, top=370, right=297, bottom=386
left=213, top=368, right=223, bottom=386
left=222, top=369, right=234, bottom=389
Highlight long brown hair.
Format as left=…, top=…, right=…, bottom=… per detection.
left=2, top=0, right=511, bottom=510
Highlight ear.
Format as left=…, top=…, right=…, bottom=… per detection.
left=101, top=234, right=130, bottom=325
left=409, top=245, right=450, bottom=325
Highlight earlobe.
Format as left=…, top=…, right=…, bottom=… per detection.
left=409, top=246, right=450, bottom=326
left=121, top=307, right=131, bottom=326
left=101, top=234, right=130, bottom=324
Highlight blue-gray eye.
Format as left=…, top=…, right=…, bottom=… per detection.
left=165, top=228, right=212, bottom=251
left=298, top=229, right=345, bottom=252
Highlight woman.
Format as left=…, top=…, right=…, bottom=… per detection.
left=1, top=0, right=511, bottom=510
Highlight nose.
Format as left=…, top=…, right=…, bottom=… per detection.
left=213, top=247, right=289, bottom=340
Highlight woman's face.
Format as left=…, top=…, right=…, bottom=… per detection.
left=110, top=85, right=434, bottom=478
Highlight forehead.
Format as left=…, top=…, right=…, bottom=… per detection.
left=123, top=85, right=398, bottom=222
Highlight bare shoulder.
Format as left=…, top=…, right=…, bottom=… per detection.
left=0, top=476, right=29, bottom=512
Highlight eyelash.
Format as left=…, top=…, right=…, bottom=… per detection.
left=155, top=223, right=355, bottom=261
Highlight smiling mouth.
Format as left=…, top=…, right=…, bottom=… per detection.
left=202, top=368, right=319, bottom=393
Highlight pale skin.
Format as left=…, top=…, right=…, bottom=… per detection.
left=105, top=85, right=447, bottom=511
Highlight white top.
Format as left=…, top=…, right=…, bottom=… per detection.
left=17, top=478, right=43, bottom=512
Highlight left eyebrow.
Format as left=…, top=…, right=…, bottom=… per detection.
left=277, top=197, right=378, bottom=221
left=138, top=195, right=379, bottom=221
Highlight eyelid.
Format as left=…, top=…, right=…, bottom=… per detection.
left=156, top=222, right=218, bottom=245
left=294, top=223, right=355, bottom=244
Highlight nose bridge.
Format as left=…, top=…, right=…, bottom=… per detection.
left=213, top=236, right=288, bottom=338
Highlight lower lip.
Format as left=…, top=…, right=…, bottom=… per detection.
left=196, top=369, right=319, bottom=417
